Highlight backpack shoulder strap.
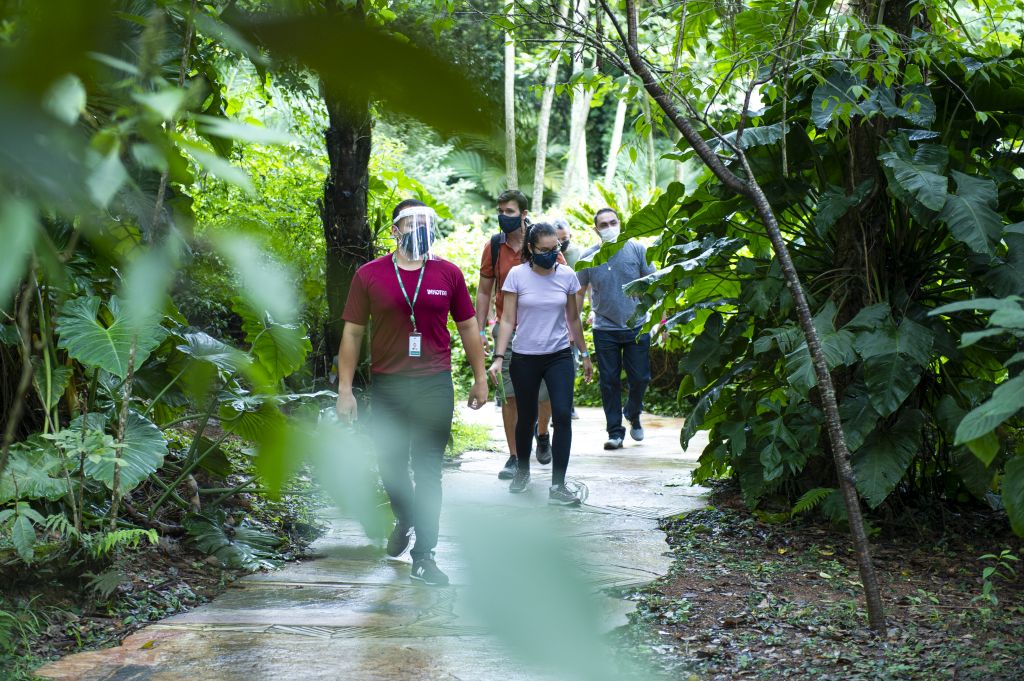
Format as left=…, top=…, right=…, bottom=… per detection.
left=490, top=233, right=502, bottom=277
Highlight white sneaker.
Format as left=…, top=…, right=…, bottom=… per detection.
left=604, top=437, right=624, bottom=450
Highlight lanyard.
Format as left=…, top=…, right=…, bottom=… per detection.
left=392, top=254, right=427, bottom=332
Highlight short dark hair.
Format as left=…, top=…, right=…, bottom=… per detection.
left=523, top=222, right=558, bottom=264
left=594, top=207, right=618, bottom=225
left=497, top=189, right=529, bottom=213
left=392, top=199, right=427, bottom=222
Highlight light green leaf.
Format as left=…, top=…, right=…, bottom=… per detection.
left=193, top=115, right=296, bottom=146
left=132, top=88, right=186, bottom=120
left=0, top=442, right=68, bottom=504
left=218, top=400, right=287, bottom=441
left=234, top=302, right=310, bottom=387
left=854, top=410, right=924, bottom=508
left=0, top=199, right=37, bottom=311
left=79, top=412, right=167, bottom=494
left=176, top=332, right=251, bottom=373
left=33, top=364, right=72, bottom=410
left=955, top=375, right=1024, bottom=445
left=863, top=353, right=921, bottom=417
left=187, top=146, right=254, bottom=194
left=87, top=146, right=128, bottom=209
left=55, top=296, right=167, bottom=378
left=215, top=237, right=297, bottom=325
left=1002, top=456, right=1024, bottom=537
left=965, top=432, right=1000, bottom=467
left=931, top=296, right=1022, bottom=316
left=43, top=74, right=87, bottom=125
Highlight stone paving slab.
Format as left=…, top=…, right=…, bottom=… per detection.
left=37, top=406, right=707, bottom=681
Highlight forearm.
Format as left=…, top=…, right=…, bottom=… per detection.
left=494, top=312, right=515, bottom=356
left=456, top=319, right=488, bottom=380
left=337, top=325, right=364, bottom=392
left=569, top=318, right=587, bottom=353
left=475, top=288, right=493, bottom=332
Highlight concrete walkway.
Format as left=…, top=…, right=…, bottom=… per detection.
left=37, top=406, right=707, bottom=681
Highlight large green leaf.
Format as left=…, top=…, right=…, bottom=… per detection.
left=880, top=153, right=948, bottom=211
left=814, top=180, right=873, bottom=238
left=954, top=374, right=1024, bottom=446
left=853, top=318, right=933, bottom=366
left=0, top=441, right=68, bottom=504
left=218, top=400, right=287, bottom=441
left=55, top=296, right=167, bottom=379
left=79, top=412, right=168, bottom=494
left=1003, top=456, right=1024, bottom=537
left=939, top=171, right=1002, bottom=255
left=863, top=353, right=922, bottom=417
left=177, top=332, right=251, bottom=373
left=33, top=364, right=72, bottom=410
left=227, top=11, right=494, bottom=136
left=185, top=512, right=282, bottom=570
left=853, top=410, right=924, bottom=508
left=0, top=198, right=37, bottom=311
left=233, top=301, right=310, bottom=387
left=838, top=392, right=881, bottom=453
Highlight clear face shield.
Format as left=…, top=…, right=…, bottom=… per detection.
left=393, top=206, right=438, bottom=260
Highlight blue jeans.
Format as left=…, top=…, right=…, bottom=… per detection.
left=593, top=329, right=651, bottom=439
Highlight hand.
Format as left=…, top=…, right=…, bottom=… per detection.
left=586, top=311, right=595, bottom=327
left=582, top=355, right=594, bottom=383
left=467, top=378, right=488, bottom=410
left=480, top=329, right=492, bottom=353
left=336, top=389, right=357, bottom=423
left=488, top=357, right=503, bottom=386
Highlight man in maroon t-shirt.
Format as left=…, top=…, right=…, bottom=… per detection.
left=336, top=200, right=487, bottom=586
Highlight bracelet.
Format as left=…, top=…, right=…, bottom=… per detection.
left=492, top=353, right=504, bottom=362
left=479, top=330, right=487, bottom=337
left=581, top=350, right=590, bottom=358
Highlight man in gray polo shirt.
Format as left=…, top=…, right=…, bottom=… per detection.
left=575, top=208, right=656, bottom=449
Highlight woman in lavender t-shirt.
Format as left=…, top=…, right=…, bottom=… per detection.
left=488, top=223, right=593, bottom=504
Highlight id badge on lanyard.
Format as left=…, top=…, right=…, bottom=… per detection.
left=394, top=255, right=428, bottom=359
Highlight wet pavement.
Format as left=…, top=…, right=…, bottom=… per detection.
left=36, top=406, right=707, bottom=681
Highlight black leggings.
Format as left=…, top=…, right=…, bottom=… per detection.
left=509, top=348, right=575, bottom=485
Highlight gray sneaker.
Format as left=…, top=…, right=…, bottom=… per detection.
left=509, top=468, right=531, bottom=493
left=629, top=419, right=644, bottom=442
left=604, top=437, right=624, bottom=450
left=386, top=522, right=412, bottom=558
left=548, top=484, right=581, bottom=506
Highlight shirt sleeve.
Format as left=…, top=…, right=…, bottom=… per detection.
left=576, top=265, right=590, bottom=287
left=637, top=243, right=656, bottom=276
left=566, top=269, right=581, bottom=296
left=480, top=241, right=495, bottom=279
left=501, top=265, right=519, bottom=294
left=341, top=269, right=370, bottom=325
left=449, top=265, right=476, bottom=323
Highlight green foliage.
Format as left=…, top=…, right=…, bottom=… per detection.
left=86, top=528, right=159, bottom=559
left=55, top=296, right=168, bottom=379
left=617, top=0, right=1024, bottom=535
left=185, top=513, right=282, bottom=571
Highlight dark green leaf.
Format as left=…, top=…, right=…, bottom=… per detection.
left=55, top=296, right=167, bottom=379
left=955, top=375, right=1024, bottom=445
left=863, top=354, right=921, bottom=417
left=1002, top=456, right=1024, bottom=536
left=854, top=409, right=924, bottom=507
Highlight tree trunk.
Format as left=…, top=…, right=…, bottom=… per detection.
left=504, top=6, right=519, bottom=188
left=641, top=93, right=657, bottom=190
left=595, top=0, right=888, bottom=632
left=603, top=89, right=628, bottom=185
left=532, top=0, right=568, bottom=212
left=320, top=85, right=373, bottom=356
left=563, top=0, right=591, bottom=199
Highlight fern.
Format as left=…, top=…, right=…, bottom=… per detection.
left=84, top=568, right=127, bottom=598
left=790, top=487, right=835, bottom=517
left=44, top=513, right=79, bottom=541
left=87, top=528, right=158, bottom=559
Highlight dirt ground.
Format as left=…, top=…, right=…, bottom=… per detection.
left=617, top=483, right=1024, bottom=681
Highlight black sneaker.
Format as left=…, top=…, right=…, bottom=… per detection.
left=497, top=455, right=518, bottom=480
left=535, top=426, right=552, bottom=465
left=548, top=484, right=581, bottom=506
left=509, top=468, right=531, bottom=493
left=386, top=522, right=412, bottom=558
left=410, top=557, right=449, bottom=586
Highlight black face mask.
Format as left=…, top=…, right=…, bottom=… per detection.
left=497, top=213, right=521, bottom=234
left=559, top=239, right=570, bottom=253
left=532, top=250, right=559, bottom=270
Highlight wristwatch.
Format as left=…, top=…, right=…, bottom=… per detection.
left=581, top=350, right=590, bottom=358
